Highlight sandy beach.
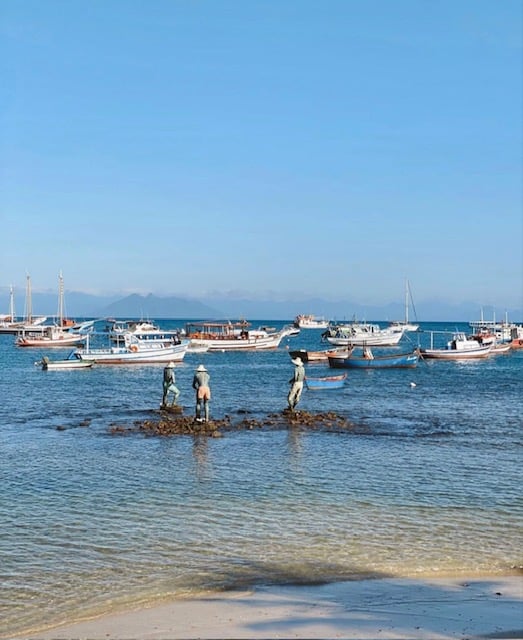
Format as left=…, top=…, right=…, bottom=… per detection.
left=11, top=576, right=523, bottom=640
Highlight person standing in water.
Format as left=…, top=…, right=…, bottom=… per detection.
left=287, top=356, right=305, bottom=411
left=192, top=364, right=211, bottom=422
left=162, top=361, right=180, bottom=407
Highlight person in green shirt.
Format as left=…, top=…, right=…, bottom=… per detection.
left=162, top=362, right=180, bottom=407
left=287, top=356, right=305, bottom=411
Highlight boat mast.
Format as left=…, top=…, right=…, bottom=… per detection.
left=8, top=285, right=15, bottom=321
left=405, top=279, right=409, bottom=324
left=58, top=272, right=64, bottom=326
left=25, top=274, right=32, bottom=323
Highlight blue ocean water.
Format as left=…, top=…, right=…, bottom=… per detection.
left=1, top=320, right=522, bottom=637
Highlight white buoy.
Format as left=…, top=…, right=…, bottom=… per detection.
left=410, top=382, right=417, bottom=388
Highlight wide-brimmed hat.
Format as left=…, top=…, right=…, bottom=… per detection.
left=166, top=361, right=175, bottom=368
left=291, top=357, right=303, bottom=366
left=196, top=364, right=207, bottom=372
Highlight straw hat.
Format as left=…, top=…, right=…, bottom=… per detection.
left=166, top=362, right=175, bottom=368
left=196, top=364, right=207, bottom=372
left=291, top=357, right=303, bottom=366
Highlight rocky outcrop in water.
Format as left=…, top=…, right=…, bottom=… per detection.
left=109, top=408, right=358, bottom=437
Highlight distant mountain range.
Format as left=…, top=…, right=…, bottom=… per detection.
left=0, top=290, right=521, bottom=323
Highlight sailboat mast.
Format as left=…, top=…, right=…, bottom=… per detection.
left=9, top=285, right=15, bottom=321
left=25, top=274, right=32, bottom=323
left=58, top=272, right=64, bottom=326
left=405, top=279, right=409, bottom=324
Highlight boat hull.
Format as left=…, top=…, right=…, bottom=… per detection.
left=326, top=332, right=404, bottom=347
left=328, top=352, right=419, bottom=369
left=189, top=334, right=284, bottom=351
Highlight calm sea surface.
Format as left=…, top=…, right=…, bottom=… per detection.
left=1, top=320, right=522, bottom=636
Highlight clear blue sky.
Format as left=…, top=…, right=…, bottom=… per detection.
left=1, top=0, right=522, bottom=309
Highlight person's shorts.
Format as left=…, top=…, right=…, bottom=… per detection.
left=197, top=386, right=211, bottom=400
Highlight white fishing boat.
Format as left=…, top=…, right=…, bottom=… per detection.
left=37, top=352, right=94, bottom=370
left=75, top=334, right=189, bottom=364
left=293, top=314, right=329, bottom=329
left=322, top=321, right=405, bottom=346
left=420, top=332, right=492, bottom=360
left=185, top=320, right=286, bottom=351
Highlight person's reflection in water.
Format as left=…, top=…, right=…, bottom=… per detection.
left=192, top=436, right=210, bottom=480
left=286, top=427, right=303, bottom=474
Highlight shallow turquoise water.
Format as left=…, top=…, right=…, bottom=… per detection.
left=1, top=321, right=522, bottom=636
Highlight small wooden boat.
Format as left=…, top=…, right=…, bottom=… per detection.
left=305, top=373, right=347, bottom=390
left=17, top=326, right=88, bottom=348
left=37, top=353, right=94, bottom=370
left=288, top=347, right=349, bottom=363
left=328, top=347, right=420, bottom=369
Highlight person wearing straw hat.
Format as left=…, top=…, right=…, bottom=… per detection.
left=192, top=364, right=211, bottom=422
left=162, top=361, right=180, bottom=407
left=287, top=356, right=305, bottom=411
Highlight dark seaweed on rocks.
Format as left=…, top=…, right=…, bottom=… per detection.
left=109, top=409, right=357, bottom=437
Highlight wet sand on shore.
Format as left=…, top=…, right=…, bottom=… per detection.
left=12, top=576, right=523, bottom=640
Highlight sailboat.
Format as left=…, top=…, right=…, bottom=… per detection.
left=388, top=280, right=419, bottom=333
left=0, top=286, right=23, bottom=334
left=16, top=273, right=88, bottom=348
left=0, top=277, right=48, bottom=334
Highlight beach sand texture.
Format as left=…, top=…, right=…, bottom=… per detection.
left=12, top=576, right=523, bottom=640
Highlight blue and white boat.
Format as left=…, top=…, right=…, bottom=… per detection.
left=305, top=373, right=347, bottom=390
left=328, top=347, right=420, bottom=369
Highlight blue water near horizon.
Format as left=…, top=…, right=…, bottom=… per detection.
left=1, top=320, right=522, bottom=637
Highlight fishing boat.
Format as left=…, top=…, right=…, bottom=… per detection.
left=420, top=332, right=492, bottom=360
left=469, top=310, right=523, bottom=345
left=75, top=334, right=189, bottom=364
left=293, top=314, right=329, bottom=329
left=328, top=346, right=420, bottom=369
left=288, top=347, right=349, bottom=363
left=185, top=320, right=286, bottom=351
left=305, top=373, right=347, bottom=390
left=322, top=321, right=405, bottom=346
left=37, top=352, right=94, bottom=370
